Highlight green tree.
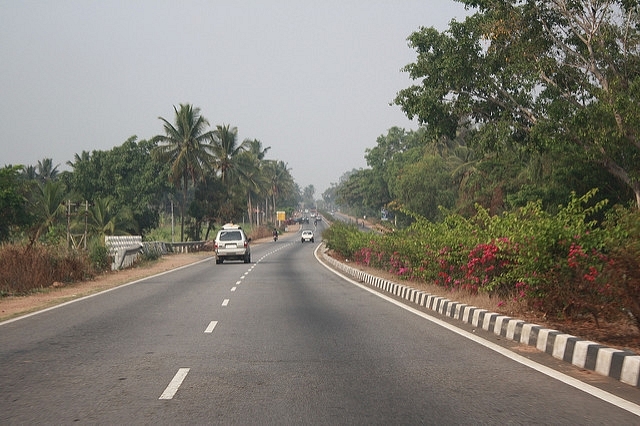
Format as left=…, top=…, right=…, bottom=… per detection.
left=264, top=160, right=296, bottom=223
left=302, top=185, right=315, bottom=208
left=152, top=104, right=215, bottom=241
left=211, top=124, right=250, bottom=186
left=86, top=197, right=137, bottom=239
left=65, top=138, right=169, bottom=234
left=396, top=0, right=640, bottom=208
left=236, top=151, right=269, bottom=227
left=245, top=138, right=270, bottom=160
left=189, top=175, right=230, bottom=240
left=35, top=158, right=60, bottom=183
left=0, top=166, right=32, bottom=242
left=27, top=180, right=67, bottom=245
left=390, top=154, right=457, bottom=222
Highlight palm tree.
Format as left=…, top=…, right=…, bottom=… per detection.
left=210, top=124, right=250, bottom=186
left=264, top=160, right=295, bottom=223
left=66, top=151, right=91, bottom=169
left=152, top=104, right=215, bottom=241
left=36, top=158, right=60, bottom=182
left=86, top=197, right=137, bottom=239
left=246, top=138, right=270, bottom=160
left=27, top=180, right=67, bottom=246
left=236, top=151, right=269, bottom=226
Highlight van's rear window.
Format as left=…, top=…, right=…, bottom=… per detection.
left=219, top=231, right=242, bottom=241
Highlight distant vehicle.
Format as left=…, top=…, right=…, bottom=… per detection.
left=301, top=230, right=315, bottom=243
left=214, top=224, right=251, bottom=264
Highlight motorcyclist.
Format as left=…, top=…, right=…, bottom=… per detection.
left=273, top=228, right=278, bottom=241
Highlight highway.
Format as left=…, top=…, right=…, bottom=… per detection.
left=1, top=222, right=640, bottom=424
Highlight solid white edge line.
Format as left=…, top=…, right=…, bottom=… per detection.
left=159, top=368, right=190, bottom=400
left=1, top=257, right=214, bottom=326
left=204, top=320, right=218, bottom=333
left=314, top=245, right=640, bottom=417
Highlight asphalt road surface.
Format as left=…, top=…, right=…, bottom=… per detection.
left=2, top=223, right=640, bottom=424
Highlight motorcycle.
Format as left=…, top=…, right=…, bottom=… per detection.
left=273, top=233, right=278, bottom=242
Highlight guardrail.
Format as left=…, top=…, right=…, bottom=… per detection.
left=165, top=241, right=207, bottom=253
left=104, top=237, right=210, bottom=270
left=105, top=236, right=143, bottom=271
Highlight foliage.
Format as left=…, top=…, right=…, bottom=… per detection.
left=152, top=104, right=216, bottom=241
left=322, top=221, right=369, bottom=259
left=0, top=166, right=32, bottom=242
left=325, top=190, right=640, bottom=327
left=64, top=137, right=169, bottom=234
left=88, top=238, right=111, bottom=272
left=395, top=0, right=640, bottom=208
left=85, top=197, right=137, bottom=238
left=26, top=180, right=67, bottom=245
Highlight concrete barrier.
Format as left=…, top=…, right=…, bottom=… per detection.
left=105, top=236, right=142, bottom=271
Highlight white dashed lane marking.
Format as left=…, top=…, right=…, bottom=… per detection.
left=222, top=299, right=229, bottom=307
left=204, top=321, right=218, bottom=333
left=159, top=368, right=190, bottom=400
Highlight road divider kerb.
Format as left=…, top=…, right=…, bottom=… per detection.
left=314, top=244, right=640, bottom=415
left=314, top=243, right=640, bottom=390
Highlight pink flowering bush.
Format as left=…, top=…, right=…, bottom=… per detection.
left=324, top=190, right=640, bottom=328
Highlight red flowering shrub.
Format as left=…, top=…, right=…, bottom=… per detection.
left=323, top=191, right=639, bottom=329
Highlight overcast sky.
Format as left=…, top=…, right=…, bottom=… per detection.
left=1, top=1, right=472, bottom=196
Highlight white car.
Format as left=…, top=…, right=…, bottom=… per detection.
left=214, top=224, right=251, bottom=264
left=301, top=230, right=315, bottom=243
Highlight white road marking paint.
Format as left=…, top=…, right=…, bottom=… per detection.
left=159, top=368, right=190, bottom=400
left=204, top=321, right=218, bottom=333
left=231, top=286, right=237, bottom=292
left=236, top=280, right=241, bottom=285
left=315, top=245, right=640, bottom=417
left=222, top=299, right=229, bottom=306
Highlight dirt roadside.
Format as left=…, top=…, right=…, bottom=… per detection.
left=0, top=252, right=212, bottom=322
left=0, top=227, right=300, bottom=323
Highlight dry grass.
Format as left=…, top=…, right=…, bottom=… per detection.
left=0, top=243, right=94, bottom=296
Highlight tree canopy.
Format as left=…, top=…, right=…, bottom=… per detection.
left=395, top=0, right=640, bottom=209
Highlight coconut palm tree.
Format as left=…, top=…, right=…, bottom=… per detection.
left=264, top=160, right=295, bottom=223
left=66, top=151, right=91, bottom=169
left=27, top=180, right=67, bottom=246
left=246, top=138, right=270, bottom=161
left=36, top=158, right=60, bottom=183
left=236, top=151, right=269, bottom=226
left=152, top=104, right=215, bottom=241
left=211, top=124, right=250, bottom=186
left=86, top=196, right=137, bottom=239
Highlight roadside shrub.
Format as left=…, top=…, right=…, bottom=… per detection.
left=326, top=190, right=640, bottom=328
left=323, top=222, right=369, bottom=259
left=0, top=243, right=94, bottom=296
left=89, top=240, right=111, bottom=272
left=603, top=206, right=640, bottom=328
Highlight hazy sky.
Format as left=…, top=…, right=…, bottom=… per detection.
left=1, top=1, right=471, bottom=195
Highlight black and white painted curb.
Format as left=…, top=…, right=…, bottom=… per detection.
left=321, top=249, right=640, bottom=388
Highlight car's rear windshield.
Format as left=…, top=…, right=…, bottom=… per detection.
left=219, top=230, right=243, bottom=241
